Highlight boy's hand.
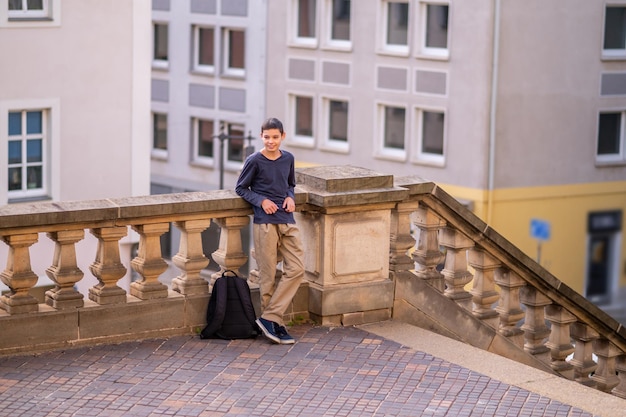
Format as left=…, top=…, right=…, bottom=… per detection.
left=261, top=199, right=279, bottom=214
left=283, top=197, right=295, bottom=213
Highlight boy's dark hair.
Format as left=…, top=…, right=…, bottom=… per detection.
left=261, top=117, right=284, bottom=134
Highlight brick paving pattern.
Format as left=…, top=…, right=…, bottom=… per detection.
left=0, top=325, right=597, bottom=417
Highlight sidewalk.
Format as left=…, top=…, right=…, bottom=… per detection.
left=0, top=322, right=622, bottom=416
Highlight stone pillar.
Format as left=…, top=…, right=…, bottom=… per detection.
left=0, top=233, right=40, bottom=314
left=591, top=338, right=620, bottom=393
left=171, top=219, right=211, bottom=295
left=520, top=286, right=551, bottom=363
left=545, top=305, right=576, bottom=379
left=89, top=227, right=128, bottom=305
left=467, top=248, right=500, bottom=328
left=45, top=230, right=85, bottom=309
left=569, top=322, right=598, bottom=387
left=295, top=166, right=408, bottom=326
left=129, top=223, right=169, bottom=300
left=389, top=201, right=419, bottom=273
left=411, top=205, right=446, bottom=292
left=210, top=216, right=249, bottom=281
left=613, top=355, right=626, bottom=399
left=494, top=267, right=525, bottom=345
left=438, top=227, right=473, bottom=309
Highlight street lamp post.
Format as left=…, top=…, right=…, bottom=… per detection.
left=215, top=127, right=254, bottom=189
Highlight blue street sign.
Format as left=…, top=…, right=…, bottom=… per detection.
left=530, top=218, right=550, bottom=241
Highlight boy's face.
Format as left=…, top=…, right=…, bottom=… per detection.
left=260, top=128, right=285, bottom=152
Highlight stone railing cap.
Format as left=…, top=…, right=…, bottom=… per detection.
left=296, top=165, right=393, bottom=193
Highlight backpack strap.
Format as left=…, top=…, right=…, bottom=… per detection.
left=232, top=276, right=258, bottom=328
left=199, top=273, right=228, bottom=339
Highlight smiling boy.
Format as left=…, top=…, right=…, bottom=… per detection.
left=235, top=118, right=305, bottom=345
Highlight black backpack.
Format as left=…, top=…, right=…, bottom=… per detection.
left=200, top=270, right=259, bottom=340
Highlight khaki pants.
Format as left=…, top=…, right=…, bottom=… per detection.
left=253, top=223, right=304, bottom=326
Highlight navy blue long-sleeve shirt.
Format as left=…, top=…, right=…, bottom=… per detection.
left=235, top=150, right=296, bottom=224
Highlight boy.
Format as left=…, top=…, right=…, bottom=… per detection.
left=235, top=118, right=305, bottom=345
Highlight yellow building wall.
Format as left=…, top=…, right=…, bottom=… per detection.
left=440, top=181, right=626, bottom=297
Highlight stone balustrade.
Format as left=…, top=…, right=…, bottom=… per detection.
left=0, top=166, right=625, bottom=399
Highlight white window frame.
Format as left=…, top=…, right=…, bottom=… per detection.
left=152, top=21, right=169, bottom=70
left=222, top=27, right=246, bottom=78
left=375, top=102, right=408, bottom=161
left=320, top=96, right=350, bottom=153
left=602, top=4, right=626, bottom=60
left=596, top=109, right=626, bottom=165
left=1, top=98, right=60, bottom=204
left=413, top=106, right=446, bottom=167
left=222, top=121, right=247, bottom=167
left=417, top=0, right=450, bottom=60
left=192, top=25, right=216, bottom=75
left=288, top=93, right=316, bottom=149
left=378, top=0, right=410, bottom=57
left=191, top=117, right=216, bottom=167
left=151, top=111, right=168, bottom=160
left=321, top=0, right=351, bottom=51
left=1, top=0, right=60, bottom=27
left=290, top=0, right=319, bottom=48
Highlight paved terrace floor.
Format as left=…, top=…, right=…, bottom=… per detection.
left=0, top=321, right=623, bottom=417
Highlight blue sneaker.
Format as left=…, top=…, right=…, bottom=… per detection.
left=275, top=325, right=295, bottom=345
left=255, top=318, right=280, bottom=344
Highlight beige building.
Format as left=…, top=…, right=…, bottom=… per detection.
left=262, top=1, right=626, bottom=316
left=0, top=0, right=152, bottom=295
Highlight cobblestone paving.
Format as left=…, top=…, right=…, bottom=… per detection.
left=0, top=325, right=597, bottom=417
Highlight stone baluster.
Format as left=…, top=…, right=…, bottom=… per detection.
left=45, top=230, right=85, bottom=309
left=0, top=233, right=40, bottom=314
left=210, top=216, right=249, bottom=282
left=171, top=219, right=211, bottom=295
left=467, top=249, right=500, bottom=328
left=613, top=355, right=626, bottom=399
left=129, top=223, right=170, bottom=300
left=411, top=205, right=445, bottom=292
left=89, top=227, right=128, bottom=304
left=494, top=268, right=525, bottom=346
left=438, top=227, right=473, bottom=310
left=591, top=338, right=620, bottom=393
left=519, top=287, right=551, bottom=363
left=390, top=201, right=419, bottom=273
left=569, top=322, right=598, bottom=387
left=545, top=305, right=576, bottom=379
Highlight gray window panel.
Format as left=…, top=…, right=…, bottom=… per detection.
left=601, top=73, right=626, bottom=96
left=377, top=67, right=407, bottom=91
left=219, top=87, right=246, bottom=112
left=191, top=0, right=217, bottom=14
left=189, top=84, right=215, bottom=108
left=152, top=0, right=170, bottom=11
left=221, top=0, right=247, bottom=16
left=415, top=70, right=447, bottom=95
left=322, top=62, right=350, bottom=85
left=288, top=58, right=316, bottom=81
left=151, top=79, right=169, bottom=102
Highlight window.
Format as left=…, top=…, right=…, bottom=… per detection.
left=377, top=104, right=406, bottom=160
left=419, top=2, right=449, bottom=59
left=381, top=0, right=409, bottom=55
left=153, top=22, right=169, bottom=69
left=289, top=95, right=315, bottom=147
left=225, top=123, right=245, bottom=163
left=415, top=109, right=445, bottom=165
left=8, top=0, right=50, bottom=19
left=194, top=118, right=215, bottom=161
left=7, top=110, right=47, bottom=199
left=193, top=26, right=215, bottom=73
left=322, top=98, right=349, bottom=152
left=152, top=112, right=168, bottom=159
left=597, top=111, right=625, bottom=164
left=603, top=6, right=626, bottom=58
left=292, top=0, right=318, bottom=47
left=324, top=0, right=351, bottom=49
left=223, top=28, right=245, bottom=77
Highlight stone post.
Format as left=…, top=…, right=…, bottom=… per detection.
left=545, top=305, right=576, bottom=379
left=520, top=286, right=551, bottom=363
left=129, top=223, right=169, bottom=300
left=171, top=219, right=211, bottom=295
left=494, top=267, right=525, bottom=345
left=89, top=226, right=128, bottom=304
left=411, top=204, right=446, bottom=292
left=45, top=230, right=85, bottom=309
left=295, top=166, right=408, bottom=326
left=569, top=322, right=598, bottom=387
left=389, top=201, right=419, bottom=273
left=438, top=226, right=473, bottom=309
left=591, top=338, right=620, bottom=392
left=0, top=233, right=40, bottom=314
left=210, top=216, right=249, bottom=282
left=613, top=355, right=626, bottom=399
left=467, top=248, right=500, bottom=328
